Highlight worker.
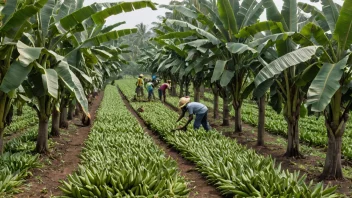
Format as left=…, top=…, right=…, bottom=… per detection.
left=135, top=74, right=144, bottom=100
left=176, top=96, right=210, bottom=131
left=152, top=74, right=157, bottom=82
left=158, top=80, right=171, bottom=103
left=145, top=81, right=155, bottom=101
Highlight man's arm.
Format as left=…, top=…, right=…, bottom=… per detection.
left=179, top=114, right=193, bottom=131
left=176, top=110, right=186, bottom=122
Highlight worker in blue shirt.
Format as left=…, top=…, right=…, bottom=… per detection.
left=176, top=96, right=210, bottom=131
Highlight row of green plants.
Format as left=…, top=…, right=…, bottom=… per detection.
left=117, top=79, right=340, bottom=197
left=59, top=85, right=190, bottom=197
left=0, top=123, right=50, bottom=195
left=4, top=106, right=38, bottom=136
left=197, top=92, right=352, bottom=159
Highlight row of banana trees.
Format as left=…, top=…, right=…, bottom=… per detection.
left=138, top=0, right=352, bottom=180
left=0, top=0, right=156, bottom=154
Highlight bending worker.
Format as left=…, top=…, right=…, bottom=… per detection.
left=158, top=80, right=171, bottom=103
left=145, top=80, right=155, bottom=101
left=176, top=96, right=210, bottom=131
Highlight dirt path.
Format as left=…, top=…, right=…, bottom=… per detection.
left=118, top=88, right=222, bottom=198
left=14, top=92, right=104, bottom=198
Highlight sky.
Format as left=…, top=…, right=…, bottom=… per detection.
left=83, top=0, right=344, bottom=30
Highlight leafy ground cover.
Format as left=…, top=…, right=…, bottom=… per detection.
left=4, top=106, right=38, bottom=136
left=117, top=79, right=340, bottom=197
left=59, top=85, right=190, bottom=198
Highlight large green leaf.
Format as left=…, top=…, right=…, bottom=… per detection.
left=55, top=61, right=89, bottom=115
left=58, top=5, right=96, bottom=32
left=1, top=0, right=48, bottom=34
left=262, top=0, right=288, bottom=31
left=333, top=0, right=352, bottom=50
left=81, top=29, right=137, bottom=48
left=211, top=60, right=227, bottom=83
left=297, top=2, right=329, bottom=32
left=238, top=0, right=264, bottom=29
left=282, top=0, right=297, bottom=32
left=91, top=1, right=157, bottom=25
left=42, top=69, right=59, bottom=99
left=160, top=4, right=197, bottom=19
left=217, top=0, right=238, bottom=35
left=253, top=79, right=274, bottom=98
left=16, top=42, right=43, bottom=66
left=101, top=22, right=126, bottom=33
left=300, top=22, right=330, bottom=47
left=0, top=61, right=33, bottom=93
left=157, top=31, right=195, bottom=40
left=201, top=3, right=229, bottom=41
left=2, top=0, right=17, bottom=24
left=165, top=20, right=221, bottom=45
left=307, top=55, right=349, bottom=112
left=236, top=21, right=284, bottom=38
left=254, top=46, right=320, bottom=86
left=321, top=0, right=339, bottom=33
left=220, top=70, right=234, bottom=87
left=226, top=43, right=257, bottom=54
left=40, top=0, right=55, bottom=38
left=55, top=0, right=77, bottom=22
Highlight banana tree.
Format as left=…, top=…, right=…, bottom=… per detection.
left=300, top=0, right=352, bottom=179
left=236, top=0, right=322, bottom=157
left=163, top=0, right=265, bottom=132
left=0, top=0, right=48, bottom=154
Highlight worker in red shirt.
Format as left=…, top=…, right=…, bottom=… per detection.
left=158, top=80, right=171, bottom=103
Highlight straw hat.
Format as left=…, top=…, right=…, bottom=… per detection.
left=178, top=97, right=190, bottom=109
left=139, top=74, right=144, bottom=77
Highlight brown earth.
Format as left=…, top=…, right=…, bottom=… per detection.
left=12, top=92, right=103, bottom=198
left=118, top=88, right=222, bottom=198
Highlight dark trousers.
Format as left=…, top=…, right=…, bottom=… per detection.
left=194, top=111, right=210, bottom=131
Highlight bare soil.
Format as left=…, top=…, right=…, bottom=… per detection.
left=118, top=88, right=222, bottom=198
left=13, top=92, right=103, bottom=198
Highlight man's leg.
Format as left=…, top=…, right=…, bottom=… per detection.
left=201, top=111, right=210, bottom=131
left=193, top=113, right=205, bottom=130
left=158, top=89, right=162, bottom=101
left=162, top=91, right=166, bottom=103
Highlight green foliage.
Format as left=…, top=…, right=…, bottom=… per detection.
left=59, top=85, right=190, bottom=197
left=117, top=79, right=339, bottom=198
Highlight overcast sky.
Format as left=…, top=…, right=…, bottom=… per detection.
left=83, top=0, right=344, bottom=30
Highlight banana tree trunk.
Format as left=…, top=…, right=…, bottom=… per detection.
left=179, top=81, right=184, bottom=97
left=213, top=90, right=219, bottom=119
left=36, top=118, right=49, bottom=153
left=185, top=83, right=190, bottom=96
left=321, top=124, right=345, bottom=179
left=234, top=102, right=242, bottom=133
left=0, top=92, right=12, bottom=154
left=17, top=105, right=23, bottom=116
left=257, top=96, right=265, bottom=146
left=36, top=96, right=52, bottom=153
left=0, top=127, right=4, bottom=154
left=75, top=103, right=80, bottom=116
left=321, top=91, right=346, bottom=179
left=59, top=97, right=69, bottom=129
left=68, top=100, right=75, bottom=120
left=171, top=81, right=177, bottom=96
left=194, top=84, right=200, bottom=102
left=222, top=97, right=230, bottom=126
left=200, top=84, right=205, bottom=98
left=51, top=108, right=60, bottom=137
left=285, top=117, right=300, bottom=157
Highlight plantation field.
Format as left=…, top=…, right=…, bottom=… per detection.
left=116, top=79, right=341, bottom=197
